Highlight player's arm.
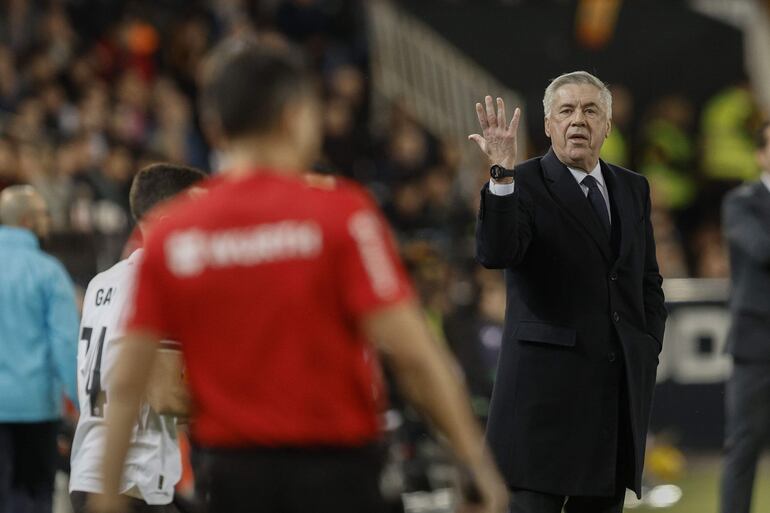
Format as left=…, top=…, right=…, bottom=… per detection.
left=91, top=329, right=160, bottom=513
left=146, top=346, right=190, bottom=418
left=363, top=300, right=509, bottom=513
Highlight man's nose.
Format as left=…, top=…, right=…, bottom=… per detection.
left=571, top=109, right=586, bottom=125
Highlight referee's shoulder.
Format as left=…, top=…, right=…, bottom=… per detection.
left=307, top=175, right=377, bottom=209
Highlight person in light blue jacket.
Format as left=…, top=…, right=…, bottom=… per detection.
left=0, top=185, right=79, bottom=513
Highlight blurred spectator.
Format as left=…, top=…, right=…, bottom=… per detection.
left=649, top=194, right=690, bottom=278
left=701, top=83, right=763, bottom=182
left=0, top=136, right=19, bottom=190
left=445, top=269, right=506, bottom=419
left=600, top=84, right=633, bottom=167
left=692, top=223, right=730, bottom=278
left=639, top=95, right=697, bottom=212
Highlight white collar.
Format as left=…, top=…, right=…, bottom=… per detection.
left=567, top=161, right=605, bottom=190
left=761, top=172, right=770, bottom=193
left=126, top=248, right=145, bottom=265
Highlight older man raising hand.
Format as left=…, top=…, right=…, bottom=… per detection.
left=470, top=71, right=667, bottom=513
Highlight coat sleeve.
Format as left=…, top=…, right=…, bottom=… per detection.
left=475, top=181, right=534, bottom=269
left=722, top=188, right=770, bottom=266
left=641, top=178, right=667, bottom=347
left=45, top=261, right=80, bottom=406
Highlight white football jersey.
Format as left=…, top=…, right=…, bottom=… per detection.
left=69, top=250, right=181, bottom=504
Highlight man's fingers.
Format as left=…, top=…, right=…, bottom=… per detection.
left=508, top=107, right=521, bottom=135
left=484, top=95, right=497, bottom=128
left=475, top=103, right=489, bottom=131
left=497, top=97, right=506, bottom=129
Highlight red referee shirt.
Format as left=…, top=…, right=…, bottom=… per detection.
left=126, top=171, right=413, bottom=447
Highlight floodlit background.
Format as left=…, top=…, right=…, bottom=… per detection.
left=1, top=0, right=769, bottom=512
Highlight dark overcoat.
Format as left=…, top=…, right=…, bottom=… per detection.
left=476, top=149, right=667, bottom=497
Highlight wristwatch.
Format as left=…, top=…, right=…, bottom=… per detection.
left=490, top=164, right=515, bottom=180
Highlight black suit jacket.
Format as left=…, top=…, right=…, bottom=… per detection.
left=723, top=180, right=770, bottom=361
left=476, top=149, right=667, bottom=497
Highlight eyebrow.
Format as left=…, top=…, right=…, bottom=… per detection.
left=557, top=101, right=600, bottom=110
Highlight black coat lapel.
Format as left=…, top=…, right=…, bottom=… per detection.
left=601, top=161, right=634, bottom=263
left=541, top=149, right=612, bottom=262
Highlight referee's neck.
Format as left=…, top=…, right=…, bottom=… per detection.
left=220, top=139, right=308, bottom=178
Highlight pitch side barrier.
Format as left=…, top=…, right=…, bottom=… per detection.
left=650, top=278, right=732, bottom=449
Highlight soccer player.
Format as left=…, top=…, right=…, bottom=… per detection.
left=69, top=164, right=205, bottom=513
left=93, top=40, right=508, bottom=513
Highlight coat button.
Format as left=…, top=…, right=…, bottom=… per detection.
left=608, top=352, right=616, bottom=362
left=613, top=312, right=620, bottom=323
left=610, top=272, right=618, bottom=281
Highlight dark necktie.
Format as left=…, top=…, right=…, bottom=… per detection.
left=582, top=175, right=611, bottom=236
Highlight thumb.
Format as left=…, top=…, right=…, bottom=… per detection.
left=468, top=134, right=487, bottom=153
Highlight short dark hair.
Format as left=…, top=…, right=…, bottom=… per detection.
left=129, top=163, right=206, bottom=222
left=756, top=121, right=770, bottom=150
left=199, top=37, right=314, bottom=139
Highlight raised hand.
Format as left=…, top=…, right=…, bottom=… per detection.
left=468, top=96, right=521, bottom=170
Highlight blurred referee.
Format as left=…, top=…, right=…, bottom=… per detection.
left=90, top=39, right=508, bottom=513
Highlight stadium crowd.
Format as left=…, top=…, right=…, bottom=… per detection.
left=0, top=0, right=764, bottom=432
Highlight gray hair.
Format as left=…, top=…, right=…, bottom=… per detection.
left=0, top=185, right=39, bottom=226
left=542, top=71, right=612, bottom=119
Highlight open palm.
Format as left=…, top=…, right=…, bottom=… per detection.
left=468, top=96, right=521, bottom=170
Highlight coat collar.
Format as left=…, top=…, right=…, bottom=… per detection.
left=542, top=148, right=613, bottom=262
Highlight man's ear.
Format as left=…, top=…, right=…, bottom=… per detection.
left=605, top=119, right=612, bottom=139
left=544, top=116, right=551, bottom=138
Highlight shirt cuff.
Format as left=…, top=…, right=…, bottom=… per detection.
left=489, top=178, right=515, bottom=196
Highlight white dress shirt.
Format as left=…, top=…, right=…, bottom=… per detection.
left=489, top=161, right=611, bottom=224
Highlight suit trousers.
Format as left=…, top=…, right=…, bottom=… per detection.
left=508, top=488, right=625, bottom=513
left=720, top=360, right=770, bottom=513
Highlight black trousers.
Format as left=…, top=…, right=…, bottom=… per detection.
left=508, top=488, right=625, bottom=513
left=0, top=421, right=58, bottom=513
left=198, top=445, right=385, bottom=513
left=720, top=360, right=770, bottom=513
left=70, top=491, right=179, bottom=513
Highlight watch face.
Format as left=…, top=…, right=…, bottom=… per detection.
left=491, top=166, right=501, bottom=179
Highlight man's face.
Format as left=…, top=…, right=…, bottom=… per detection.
left=544, top=83, right=611, bottom=171
left=757, top=125, right=770, bottom=173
